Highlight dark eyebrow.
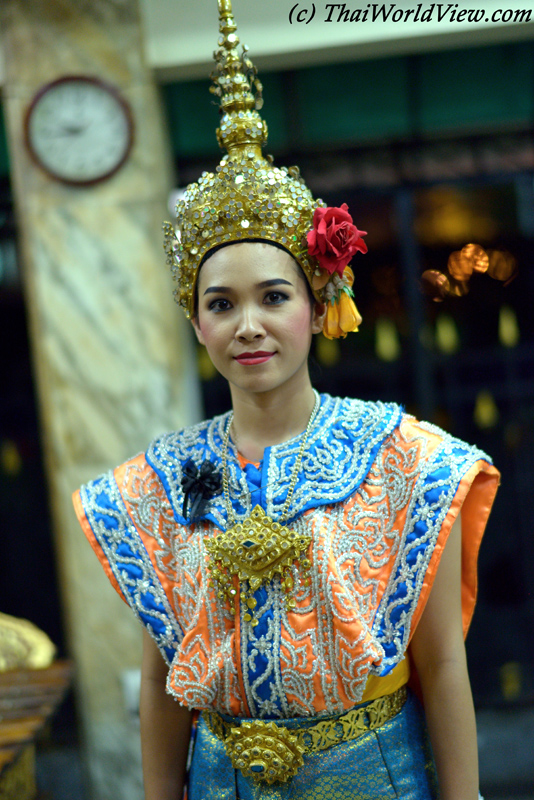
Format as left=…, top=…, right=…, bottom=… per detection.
left=203, top=286, right=230, bottom=295
left=257, top=279, right=293, bottom=289
left=203, top=278, right=293, bottom=295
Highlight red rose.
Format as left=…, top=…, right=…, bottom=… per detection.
left=307, top=203, right=367, bottom=277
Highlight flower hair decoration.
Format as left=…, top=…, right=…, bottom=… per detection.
left=307, top=204, right=367, bottom=338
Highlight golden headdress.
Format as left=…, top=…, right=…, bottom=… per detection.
left=163, top=0, right=367, bottom=338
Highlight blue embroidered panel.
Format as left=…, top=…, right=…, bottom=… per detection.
left=79, top=471, right=184, bottom=664
left=145, top=394, right=403, bottom=531
left=235, top=461, right=284, bottom=717
left=371, top=429, right=493, bottom=675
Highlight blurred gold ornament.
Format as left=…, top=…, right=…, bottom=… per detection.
left=421, top=270, right=450, bottom=303
left=461, top=243, right=489, bottom=273
left=0, top=612, right=56, bottom=672
left=435, top=313, right=460, bottom=354
left=448, top=244, right=488, bottom=281
left=487, top=250, right=517, bottom=284
left=375, top=317, right=400, bottom=361
left=447, top=277, right=469, bottom=298
left=316, top=335, right=341, bottom=367
left=447, top=250, right=471, bottom=282
left=415, top=187, right=497, bottom=246
left=498, top=305, right=520, bottom=348
left=473, top=390, right=499, bottom=429
left=0, top=440, right=22, bottom=476
left=499, top=661, right=522, bottom=702
left=423, top=243, right=517, bottom=302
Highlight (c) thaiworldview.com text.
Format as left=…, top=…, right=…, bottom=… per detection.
left=288, top=3, right=532, bottom=24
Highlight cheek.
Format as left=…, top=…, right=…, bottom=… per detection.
left=282, top=303, right=313, bottom=349
left=196, top=314, right=222, bottom=350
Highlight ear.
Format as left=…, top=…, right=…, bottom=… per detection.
left=191, top=316, right=206, bottom=346
left=311, top=302, right=326, bottom=335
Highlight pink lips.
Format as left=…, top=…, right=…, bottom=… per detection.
left=234, top=351, right=275, bottom=366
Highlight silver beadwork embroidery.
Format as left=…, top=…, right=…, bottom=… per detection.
left=370, top=416, right=492, bottom=672
left=81, top=403, right=494, bottom=718
left=79, top=470, right=184, bottom=663
left=145, top=395, right=403, bottom=529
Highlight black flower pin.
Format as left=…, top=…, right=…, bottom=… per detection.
left=181, top=459, right=222, bottom=520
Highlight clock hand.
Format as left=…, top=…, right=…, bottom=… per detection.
left=62, top=124, right=88, bottom=135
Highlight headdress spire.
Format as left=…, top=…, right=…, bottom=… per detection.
left=163, top=0, right=367, bottom=338
left=210, top=0, right=268, bottom=157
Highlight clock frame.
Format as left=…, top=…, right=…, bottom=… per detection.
left=24, top=75, right=134, bottom=187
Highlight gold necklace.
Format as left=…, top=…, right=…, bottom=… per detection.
left=205, top=391, right=320, bottom=625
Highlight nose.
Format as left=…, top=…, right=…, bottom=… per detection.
left=235, top=303, right=265, bottom=342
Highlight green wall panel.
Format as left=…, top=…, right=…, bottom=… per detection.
left=163, top=80, right=220, bottom=158
left=295, top=57, right=411, bottom=146
left=417, top=42, right=534, bottom=132
left=258, top=73, right=289, bottom=153
left=162, top=72, right=288, bottom=159
left=0, top=106, right=9, bottom=178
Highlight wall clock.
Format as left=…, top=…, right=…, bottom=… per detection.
left=25, top=76, right=134, bottom=186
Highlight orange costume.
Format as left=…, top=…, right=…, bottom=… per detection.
left=73, top=395, right=499, bottom=720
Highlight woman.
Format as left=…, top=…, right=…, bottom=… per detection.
left=73, top=2, right=500, bottom=798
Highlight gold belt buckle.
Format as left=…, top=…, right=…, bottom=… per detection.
left=208, top=686, right=408, bottom=785
left=223, top=719, right=305, bottom=784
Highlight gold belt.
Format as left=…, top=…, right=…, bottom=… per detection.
left=205, top=685, right=407, bottom=785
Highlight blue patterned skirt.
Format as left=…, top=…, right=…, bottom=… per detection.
left=188, top=690, right=438, bottom=799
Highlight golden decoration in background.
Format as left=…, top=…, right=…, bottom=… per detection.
left=499, top=661, right=523, bottom=702
left=498, top=305, right=520, bottom=348
left=487, top=249, right=518, bottom=283
left=0, top=613, right=56, bottom=672
left=415, top=187, right=498, bottom=245
left=375, top=317, right=400, bottom=361
left=473, top=390, right=499, bottom=430
left=422, top=243, right=517, bottom=302
left=448, top=243, right=489, bottom=279
left=315, top=335, right=341, bottom=367
left=0, top=440, right=22, bottom=477
left=435, top=313, right=460, bottom=355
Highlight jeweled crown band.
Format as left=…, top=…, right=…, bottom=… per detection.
left=163, top=162, right=324, bottom=318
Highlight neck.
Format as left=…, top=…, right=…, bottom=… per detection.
left=228, top=372, right=317, bottom=462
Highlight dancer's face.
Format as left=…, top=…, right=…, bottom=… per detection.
left=193, top=243, right=324, bottom=397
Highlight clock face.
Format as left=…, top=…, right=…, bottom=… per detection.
left=25, top=76, right=134, bottom=185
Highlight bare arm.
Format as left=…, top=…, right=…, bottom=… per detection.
left=409, top=514, right=479, bottom=800
left=140, top=629, right=193, bottom=800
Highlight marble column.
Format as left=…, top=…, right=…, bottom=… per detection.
left=1, top=2, right=200, bottom=798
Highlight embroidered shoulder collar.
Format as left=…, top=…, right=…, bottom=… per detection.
left=145, top=394, right=402, bottom=529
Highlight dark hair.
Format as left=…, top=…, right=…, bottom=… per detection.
left=193, top=239, right=317, bottom=318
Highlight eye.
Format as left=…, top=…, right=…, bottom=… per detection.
left=264, top=291, right=289, bottom=305
left=208, top=298, right=232, bottom=312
